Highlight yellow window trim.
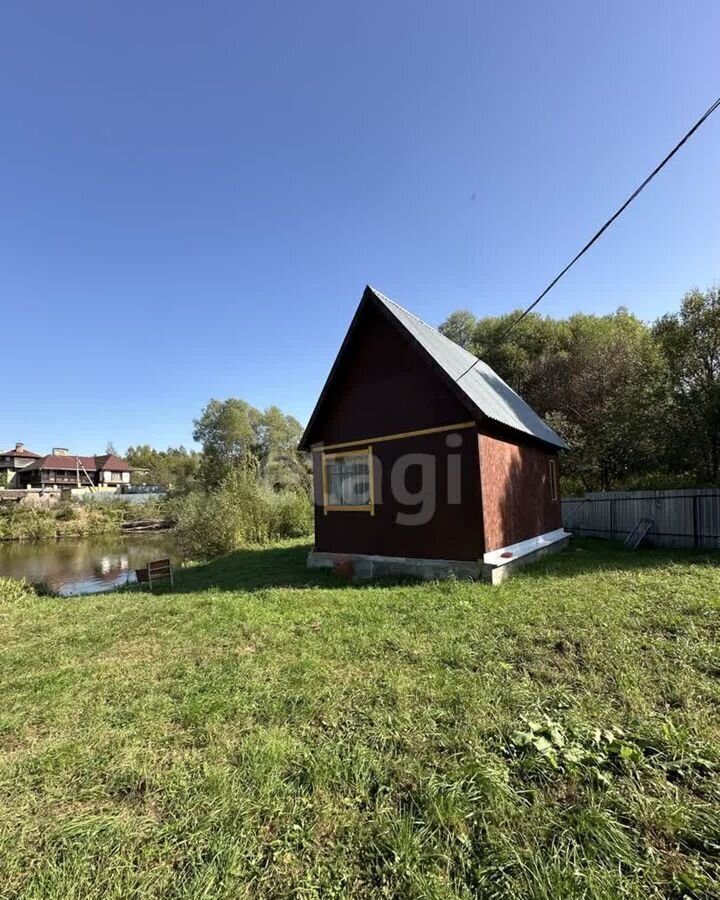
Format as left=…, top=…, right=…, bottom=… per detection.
left=322, top=447, right=371, bottom=461
left=313, top=420, right=476, bottom=453
left=322, top=445, right=375, bottom=515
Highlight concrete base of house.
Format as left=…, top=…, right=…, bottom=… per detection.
left=307, top=550, right=481, bottom=582
left=307, top=529, right=571, bottom=584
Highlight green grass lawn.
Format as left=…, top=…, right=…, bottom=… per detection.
left=1, top=539, right=719, bottom=899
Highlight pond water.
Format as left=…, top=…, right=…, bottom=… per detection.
left=0, top=532, right=182, bottom=596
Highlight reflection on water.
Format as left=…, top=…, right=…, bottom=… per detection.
left=0, top=533, right=181, bottom=596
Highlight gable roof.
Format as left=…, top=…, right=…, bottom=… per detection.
left=94, top=454, right=131, bottom=471
left=1, top=447, right=41, bottom=459
left=19, top=454, right=131, bottom=474
left=299, top=286, right=568, bottom=451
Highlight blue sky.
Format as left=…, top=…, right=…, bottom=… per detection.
left=2, top=1, right=719, bottom=454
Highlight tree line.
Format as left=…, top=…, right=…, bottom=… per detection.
left=125, top=401, right=309, bottom=494
left=439, top=285, right=720, bottom=492
left=123, top=283, right=719, bottom=497
left=125, top=401, right=312, bottom=559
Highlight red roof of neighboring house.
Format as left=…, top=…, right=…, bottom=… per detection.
left=1, top=447, right=41, bottom=459
left=19, top=454, right=131, bottom=473
left=95, top=454, right=131, bottom=471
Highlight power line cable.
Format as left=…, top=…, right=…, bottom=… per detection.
left=456, top=94, right=720, bottom=380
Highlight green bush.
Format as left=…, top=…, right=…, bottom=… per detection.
left=54, top=503, right=77, bottom=521
left=269, top=489, right=314, bottom=538
left=172, top=468, right=313, bottom=560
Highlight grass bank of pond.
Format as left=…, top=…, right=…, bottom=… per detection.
left=0, top=497, right=169, bottom=542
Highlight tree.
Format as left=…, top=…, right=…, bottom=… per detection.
left=438, top=309, right=477, bottom=351
left=441, top=306, right=670, bottom=491
left=654, top=286, right=720, bottom=481
left=541, top=311, right=669, bottom=490
left=161, top=446, right=202, bottom=491
left=125, top=444, right=158, bottom=476
left=256, top=406, right=302, bottom=465
left=257, top=406, right=310, bottom=493
left=192, top=398, right=310, bottom=491
left=125, top=444, right=201, bottom=491
left=192, top=399, right=263, bottom=486
left=439, top=309, right=568, bottom=404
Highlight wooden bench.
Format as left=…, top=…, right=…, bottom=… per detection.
left=135, top=558, right=174, bottom=589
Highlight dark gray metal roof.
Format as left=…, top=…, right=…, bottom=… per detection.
left=370, top=287, right=568, bottom=449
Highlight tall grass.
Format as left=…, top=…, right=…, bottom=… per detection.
left=0, top=576, right=35, bottom=603
left=172, top=468, right=312, bottom=559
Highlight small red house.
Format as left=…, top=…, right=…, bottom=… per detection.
left=298, top=287, right=569, bottom=582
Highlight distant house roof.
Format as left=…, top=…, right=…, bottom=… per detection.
left=299, top=286, right=568, bottom=451
left=19, top=454, right=131, bottom=474
left=0, top=447, right=41, bottom=459
left=94, top=454, right=130, bottom=471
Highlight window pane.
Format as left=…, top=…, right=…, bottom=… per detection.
left=325, top=454, right=370, bottom=506
left=327, top=461, right=344, bottom=505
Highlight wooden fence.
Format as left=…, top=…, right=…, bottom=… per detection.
left=561, top=488, right=720, bottom=549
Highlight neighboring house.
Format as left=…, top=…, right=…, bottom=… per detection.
left=298, top=286, right=570, bottom=583
left=0, top=443, right=42, bottom=487
left=15, top=449, right=132, bottom=490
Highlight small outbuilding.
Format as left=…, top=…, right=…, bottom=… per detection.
left=298, top=287, right=570, bottom=583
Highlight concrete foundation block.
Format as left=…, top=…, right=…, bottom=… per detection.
left=352, top=559, right=375, bottom=581
left=308, top=550, right=480, bottom=582
left=308, top=532, right=571, bottom=585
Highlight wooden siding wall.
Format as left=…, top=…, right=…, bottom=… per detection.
left=310, top=302, right=485, bottom=561
left=479, top=432, right=561, bottom=551
left=313, top=427, right=484, bottom=561
left=309, top=304, right=471, bottom=446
